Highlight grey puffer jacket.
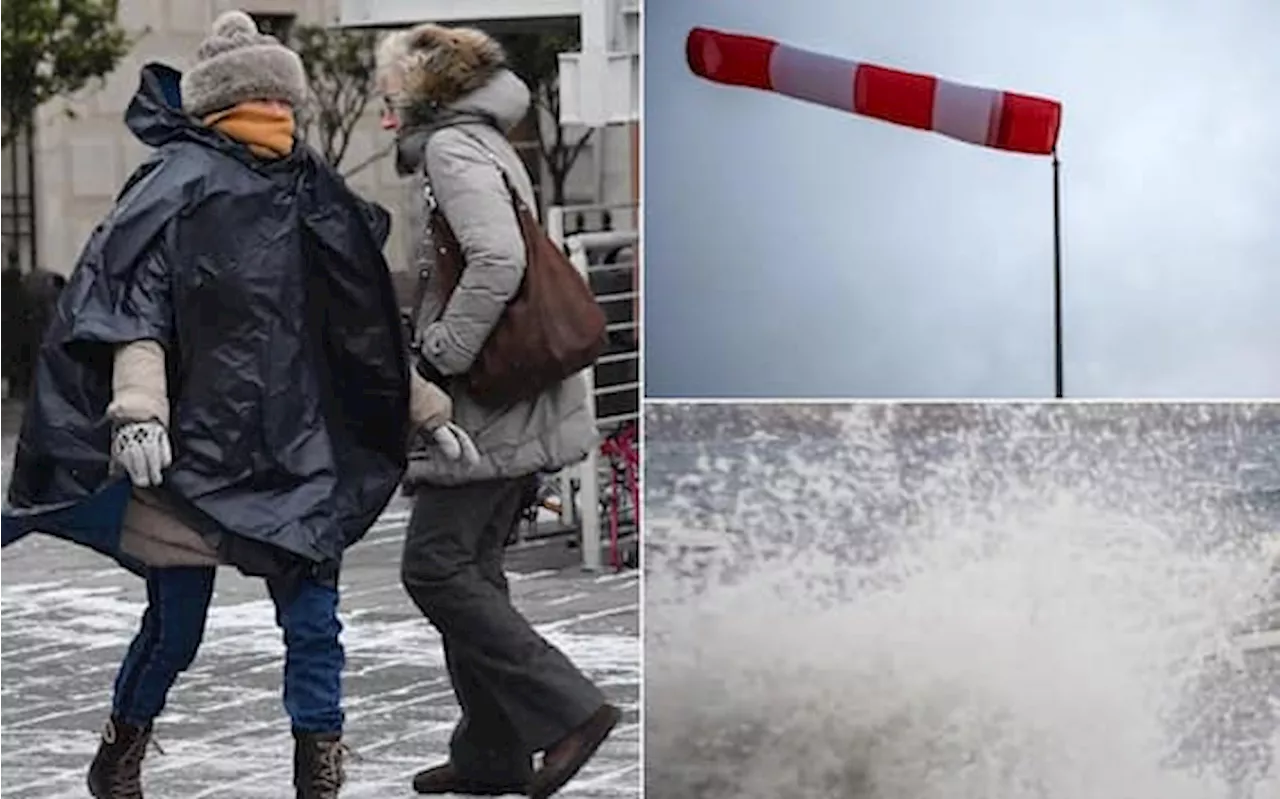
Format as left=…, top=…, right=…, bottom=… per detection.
left=399, top=69, right=595, bottom=486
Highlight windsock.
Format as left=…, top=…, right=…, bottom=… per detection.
left=686, top=27, right=1062, bottom=157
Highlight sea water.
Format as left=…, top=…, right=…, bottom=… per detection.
left=644, top=403, right=1280, bottom=799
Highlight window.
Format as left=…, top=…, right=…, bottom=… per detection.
left=0, top=120, right=36, bottom=272
left=249, top=12, right=296, bottom=43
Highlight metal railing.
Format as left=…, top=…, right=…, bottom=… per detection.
left=544, top=203, right=639, bottom=570
left=2, top=123, right=38, bottom=273
left=547, top=202, right=638, bottom=243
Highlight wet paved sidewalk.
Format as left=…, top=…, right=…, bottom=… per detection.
left=0, top=494, right=640, bottom=798
left=1, top=404, right=17, bottom=487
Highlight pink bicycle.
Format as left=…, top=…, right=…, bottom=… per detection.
left=599, top=422, right=640, bottom=571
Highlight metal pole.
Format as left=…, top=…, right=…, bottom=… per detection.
left=25, top=118, right=38, bottom=272
left=1052, top=151, right=1064, bottom=399
left=9, top=0, right=18, bottom=271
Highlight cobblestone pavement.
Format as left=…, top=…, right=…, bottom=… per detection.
left=0, top=485, right=640, bottom=798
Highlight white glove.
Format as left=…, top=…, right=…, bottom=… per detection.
left=111, top=420, right=173, bottom=488
left=430, top=421, right=481, bottom=466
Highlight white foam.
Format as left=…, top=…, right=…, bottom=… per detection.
left=645, top=404, right=1280, bottom=799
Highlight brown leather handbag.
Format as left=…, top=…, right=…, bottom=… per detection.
left=423, top=138, right=608, bottom=408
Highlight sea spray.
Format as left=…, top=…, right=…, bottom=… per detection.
left=645, top=403, right=1280, bottom=799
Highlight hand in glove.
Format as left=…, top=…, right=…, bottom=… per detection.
left=430, top=421, right=481, bottom=465
left=111, top=420, right=173, bottom=488
left=409, top=369, right=481, bottom=466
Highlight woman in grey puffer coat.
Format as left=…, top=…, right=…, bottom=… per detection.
left=376, top=23, right=621, bottom=799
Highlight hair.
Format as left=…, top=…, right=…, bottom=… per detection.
left=373, top=23, right=506, bottom=110
left=374, top=29, right=413, bottom=102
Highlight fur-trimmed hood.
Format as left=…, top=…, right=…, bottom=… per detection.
left=393, top=69, right=530, bottom=175
left=379, top=23, right=509, bottom=111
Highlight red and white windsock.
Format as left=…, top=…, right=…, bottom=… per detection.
left=686, top=27, right=1062, bottom=157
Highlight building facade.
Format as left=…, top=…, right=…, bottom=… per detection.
left=22, top=0, right=634, bottom=286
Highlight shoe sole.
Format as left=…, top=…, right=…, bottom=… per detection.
left=413, top=769, right=529, bottom=796
left=415, top=783, right=528, bottom=796
left=528, top=705, right=623, bottom=799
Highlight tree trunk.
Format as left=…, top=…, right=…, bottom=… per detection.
left=535, top=81, right=591, bottom=210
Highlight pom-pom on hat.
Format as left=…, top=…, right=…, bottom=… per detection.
left=180, top=10, right=308, bottom=117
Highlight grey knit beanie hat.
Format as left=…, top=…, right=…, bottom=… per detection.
left=181, top=10, right=308, bottom=117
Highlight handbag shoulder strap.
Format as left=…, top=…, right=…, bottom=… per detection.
left=410, top=156, right=438, bottom=321
left=411, top=126, right=468, bottom=319
left=454, top=127, right=531, bottom=215
left=419, top=121, right=525, bottom=207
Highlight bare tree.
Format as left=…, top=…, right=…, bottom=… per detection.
left=500, top=29, right=593, bottom=207
left=291, top=23, right=378, bottom=169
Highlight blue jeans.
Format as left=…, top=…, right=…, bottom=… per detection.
left=112, top=566, right=345, bottom=733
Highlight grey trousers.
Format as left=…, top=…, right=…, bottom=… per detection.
left=402, top=476, right=606, bottom=782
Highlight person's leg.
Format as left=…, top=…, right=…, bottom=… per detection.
left=267, top=573, right=345, bottom=734
left=401, top=479, right=608, bottom=771
left=112, top=565, right=217, bottom=724
left=470, top=480, right=622, bottom=799
left=267, top=569, right=346, bottom=799
left=406, top=479, right=537, bottom=792
left=425, top=635, right=534, bottom=791
left=90, top=566, right=216, bottom=798
left=439, top=478, right=536, bottom=782
left=475, top=488, right=517, bottom=595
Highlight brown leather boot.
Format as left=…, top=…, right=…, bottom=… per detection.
left=412, top=761, right=528, bottom=795
left=86, top=716, right=153, bottom=799
left=293, top=731, right=347, bottom=799
left=529, top=704, right=622, bottom=799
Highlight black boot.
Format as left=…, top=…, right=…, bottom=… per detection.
left=87, top=716, right=152, bottom=799
left=294, top=731, right=347, bottom=799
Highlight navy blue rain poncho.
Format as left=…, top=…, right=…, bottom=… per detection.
left=1, top=63, right=410, bottom=580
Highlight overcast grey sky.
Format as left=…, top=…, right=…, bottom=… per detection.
left=644, top=0, right=1280, bottom=398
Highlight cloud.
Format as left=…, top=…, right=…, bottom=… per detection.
left=644, top=0, right=1280, bottom=397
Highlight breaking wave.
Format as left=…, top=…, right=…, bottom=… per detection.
left=644, top=403, right=1280, bottom=799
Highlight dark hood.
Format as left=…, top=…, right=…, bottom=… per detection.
left=125, top=62, right=298, bottom=167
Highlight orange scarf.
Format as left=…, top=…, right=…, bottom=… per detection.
left=203, top=102, right=296, bottom=158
